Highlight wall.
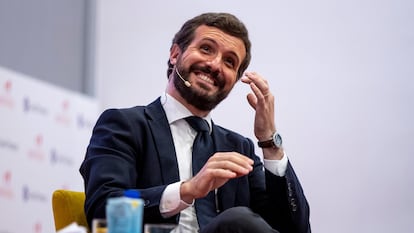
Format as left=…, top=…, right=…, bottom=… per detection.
left=0, top=67, right=98, bottom=233
left=0, top=0, right=94, bottom=95
left=94, top=1, right=414, bottom=232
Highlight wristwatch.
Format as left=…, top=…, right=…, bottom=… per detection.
left=257, top=132, right=283, bottom=148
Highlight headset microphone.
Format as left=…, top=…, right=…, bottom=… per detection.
left=175, top=68, right=191, bottom=87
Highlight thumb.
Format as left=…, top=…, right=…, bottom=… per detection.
left=246, top=93, right=257, bottom=110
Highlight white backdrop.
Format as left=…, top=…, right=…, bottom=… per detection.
left=0, top=67, right=98, bottom=233
left=94, top=0, right=414, bottom=232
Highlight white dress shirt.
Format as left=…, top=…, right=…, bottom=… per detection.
left=158, top=93, right=288, bottom=233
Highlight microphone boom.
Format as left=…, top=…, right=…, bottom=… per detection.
left=176, top=68, right=191, bottom=87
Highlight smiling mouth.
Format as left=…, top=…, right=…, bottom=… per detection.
left=197, top=73, right=214, bottom=84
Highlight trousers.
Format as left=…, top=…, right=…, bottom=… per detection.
left=200, top=207, right=280, bottom=233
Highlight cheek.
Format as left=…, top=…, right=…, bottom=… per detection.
left=182, top=47, right=203, bottom=60
left=224, top=69, right=238, bottom=82
left=180, top=53, right=203, bottom=68
left=222, top=71, right=238, bottom=88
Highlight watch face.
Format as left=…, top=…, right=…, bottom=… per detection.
left=273, top=133, right=282, bottom=147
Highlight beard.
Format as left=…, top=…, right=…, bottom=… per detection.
left=173, top=62, right=231, bottom=111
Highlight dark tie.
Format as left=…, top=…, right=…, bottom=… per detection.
left=185, top=116, right=217, bottom=229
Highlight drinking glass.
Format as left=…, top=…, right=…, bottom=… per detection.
left=92, top=218, right=107, bottom=233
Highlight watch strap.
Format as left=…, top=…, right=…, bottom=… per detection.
left=257, top=132, right=282, bottom=148
left=257, top=139, right=275, bottom=148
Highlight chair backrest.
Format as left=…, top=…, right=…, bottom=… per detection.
left=52, top=189, right=89, bottom=232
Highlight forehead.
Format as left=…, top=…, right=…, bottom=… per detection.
left=192, top=25, right=246, bottom=60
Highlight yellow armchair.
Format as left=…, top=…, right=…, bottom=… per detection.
left=52, top=189, right=89, bottom=232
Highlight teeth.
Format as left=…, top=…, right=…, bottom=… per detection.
left=197, top=74, right=214, bottom=84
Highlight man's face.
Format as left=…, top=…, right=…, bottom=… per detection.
left=171, top=25, right=246, bottom=111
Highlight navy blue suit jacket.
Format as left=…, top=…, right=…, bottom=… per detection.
left=80, top=98, right=311, bottom=233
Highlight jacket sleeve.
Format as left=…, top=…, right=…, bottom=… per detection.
left=79, top=109, right=177, bottom=227
left=273, top=162, right=311, bottom=233
left=245, top=138, right=310, bottom=233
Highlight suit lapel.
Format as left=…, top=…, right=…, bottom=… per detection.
left=143, top=102, right=241, bottom=208
left=145, top=98, right=180, bottom=184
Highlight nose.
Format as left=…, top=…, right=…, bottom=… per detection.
left=206, top=55, right=222, bottom=72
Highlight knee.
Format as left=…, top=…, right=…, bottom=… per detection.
left=220, top=206, right=253, bottom=220
left=219, top=206, right=262, bottom=226
left=203, top=207, right=277, bottom=233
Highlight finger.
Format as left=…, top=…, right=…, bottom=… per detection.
left=212, top=152, right=254, bottom=165
left=211, top=169, right=245, bottom=179
left=214, top=161, right=251, bottom=175
left=242, top=73, right=272, bottom=102
left=244, top=72, right=272, bottom=97
left=249, top=81, right=265, bottom=100
left=246, top=93, right=257, bottom=110
left=211, top=153, right=253, bottom=172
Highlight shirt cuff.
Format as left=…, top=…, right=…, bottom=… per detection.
left=159, top=181, right=192, bottom=217
left=263, top=152, right=288, bottom=177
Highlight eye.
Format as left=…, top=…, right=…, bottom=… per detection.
left=200, top=45, right=212, bottom=54
left=224, top=57, right=235, bottom=68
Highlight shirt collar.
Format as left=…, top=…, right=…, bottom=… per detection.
left=161, top=92, right=212, bottom=132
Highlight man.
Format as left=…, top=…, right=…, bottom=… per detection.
left=80, top=12, right=311, bottom=233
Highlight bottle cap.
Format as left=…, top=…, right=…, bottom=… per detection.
left=124, top=189, right=140, bottom=198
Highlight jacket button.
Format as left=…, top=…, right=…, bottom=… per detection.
left=287, top=182, right=293, bottom=197
left=290, top=198, right=297, bottom=212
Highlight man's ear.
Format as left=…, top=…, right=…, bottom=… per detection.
left=169, top=44, right=181, bottom=65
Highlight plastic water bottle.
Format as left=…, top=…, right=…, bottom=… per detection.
left=106, top=189, right=144, bottom=233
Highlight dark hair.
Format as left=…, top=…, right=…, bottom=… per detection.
left=167, top=12, right=251, bottom=80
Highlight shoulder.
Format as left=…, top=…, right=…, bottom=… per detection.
left=98, top=106, right=145, bottom=123
left=98, top=98, right=162, bottom=122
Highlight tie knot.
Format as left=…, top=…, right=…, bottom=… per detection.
left=185, top=116, right=209, bottom=133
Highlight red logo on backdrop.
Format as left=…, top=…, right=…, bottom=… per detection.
left=0, top=170, right=14, bottom=199
left=55, top=99, right=71, bottom=126
left=36, top=134, right=42, bottom=145
left=0, top=79, right=14, bottom=108
left=33, top=221, right=42, bottom=233
left=4, top=171, right=11, bottom=184
left=4, top=80, right=12, bottom=91
left=27, top=134, right=46, bottom=161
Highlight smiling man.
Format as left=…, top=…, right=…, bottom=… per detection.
left=80, top=12, right=311, bottom=233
